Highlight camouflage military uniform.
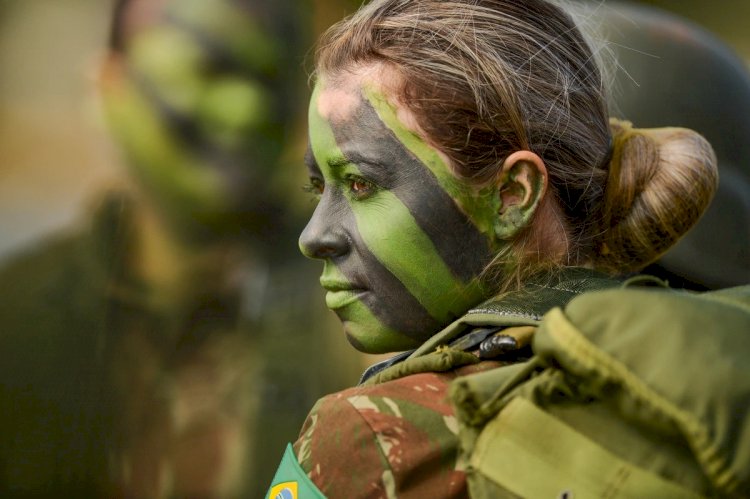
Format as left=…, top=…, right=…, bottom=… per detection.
left=285, top=269, right=620, bottom=497
left=294, top=360, right=501, bottom=497
left=273, top=270, right=750, bottom=497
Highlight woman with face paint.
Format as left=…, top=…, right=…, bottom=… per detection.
left=265, top=0, right=750, bottom=497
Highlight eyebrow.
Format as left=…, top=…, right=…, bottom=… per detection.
left=327, top=156, right=351, bottom=169
left=306, top=146, right=391, bottom=182
left=337, top=151, right=393, bottom=181
left=304, top=145, right=351, bottom=171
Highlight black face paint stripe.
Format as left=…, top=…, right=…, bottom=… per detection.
left=326, top=187, right=445, bottom=337
left=331, top=98, right=492, bottom=283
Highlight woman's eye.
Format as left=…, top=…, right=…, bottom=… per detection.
left=302, top=178, right=324, bottom=200
left=347, top=176, right=376, bottom=199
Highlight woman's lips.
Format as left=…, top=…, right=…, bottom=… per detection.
left=320, top=279, right=367, bottom=310
left=324, top=289, right=367, bottom=309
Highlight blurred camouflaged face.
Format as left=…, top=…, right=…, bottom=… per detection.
left=102, top=0, right=285, bottom=233
left=299, top=74, right=499, bottom=353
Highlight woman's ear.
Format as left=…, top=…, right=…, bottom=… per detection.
left=493, top=150, right=548, bottom=240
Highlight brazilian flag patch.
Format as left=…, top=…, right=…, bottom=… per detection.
left=265, top=444, right=326, bottom=498
left=269, top=481, right=297, bottom=499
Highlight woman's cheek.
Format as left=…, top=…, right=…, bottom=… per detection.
left=350, top=193, right=469, bottom=323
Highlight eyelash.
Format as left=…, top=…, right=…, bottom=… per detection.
left=302, top=175, right=378, bottom=201
left=302, top=178, right=324, bottom=200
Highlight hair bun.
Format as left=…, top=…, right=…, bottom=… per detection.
left=594, top=118, right=718, bottom=273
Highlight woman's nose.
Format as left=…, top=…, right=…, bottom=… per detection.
left=298, top=200, right=349, bottom=260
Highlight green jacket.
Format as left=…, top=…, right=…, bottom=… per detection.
left=269, top=270, right=750, bottom=498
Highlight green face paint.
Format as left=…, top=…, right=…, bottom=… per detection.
left=362, top=85, right=503, bottom=246
left=320, top=261, right=415, bottom=352
left=165, top=0, right=281, bottom=76
left=299, top=78, right=495, bottom=353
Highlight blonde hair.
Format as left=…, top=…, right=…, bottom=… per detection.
left=596, top=119, right=717, bottom=273
left=315, top=0, right=718, bottom=289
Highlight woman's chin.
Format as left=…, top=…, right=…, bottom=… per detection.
left=341, top=320, right=420, bottom=355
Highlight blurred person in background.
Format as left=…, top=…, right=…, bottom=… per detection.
left=0, top=0, right=361, bottom=496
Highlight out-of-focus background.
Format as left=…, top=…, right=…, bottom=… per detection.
left=0, top=0, right=747, bottom=497
left=0, top=0, right=364, bottom=258
left=1, top=1, right=369, bottom=497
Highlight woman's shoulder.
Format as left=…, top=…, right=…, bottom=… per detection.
left=303, top=369, right=464, bottom=447
left=293, top=368, right=490, bottom=497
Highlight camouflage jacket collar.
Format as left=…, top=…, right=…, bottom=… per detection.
left=360, top=267, right=620, bottom=384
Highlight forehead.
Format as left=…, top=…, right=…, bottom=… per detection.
left=308, top=72, right=414, bottom=176
left=313, top=65, right=410, bottom=120
left=310, top=68, right=453, bottom=173
left=311, top=67, right=441, bottom=165
left=316, top=84, right=362, bottom=123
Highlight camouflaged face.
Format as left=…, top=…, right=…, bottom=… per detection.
left=300, top=78, right=495, bottom=353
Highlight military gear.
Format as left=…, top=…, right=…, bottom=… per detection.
left=0, top=193, right=359, bottom=498
left=271, top=269, right=619, bottom=496
left=272, top=270, right=750, bottom=497
left=453, top=283, right=750, bottom=498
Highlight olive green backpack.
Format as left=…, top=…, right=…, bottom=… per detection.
left=450, top=284, right=750, bottom=498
